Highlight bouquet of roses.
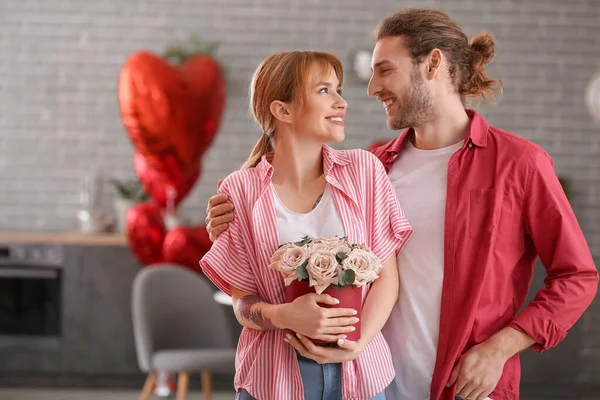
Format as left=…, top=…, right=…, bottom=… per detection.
left=269, top=236, right=383, bottom=342
left=270, top=236, right=383, bottom=293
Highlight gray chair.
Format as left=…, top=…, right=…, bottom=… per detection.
left=132, top=264, right=237, bottom=400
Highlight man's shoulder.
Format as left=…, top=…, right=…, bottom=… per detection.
left=488, top=125, right=547, bottom=164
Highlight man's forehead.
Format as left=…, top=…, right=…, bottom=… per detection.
left=371, top=36, right=409, bottom=65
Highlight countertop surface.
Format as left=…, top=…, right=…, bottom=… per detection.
left=0, top=232, right=128, bottom=246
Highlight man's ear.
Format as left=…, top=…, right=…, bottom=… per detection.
left=426, top=48, right=443, bottom=79
left=270, top=100, right=293, bottom=123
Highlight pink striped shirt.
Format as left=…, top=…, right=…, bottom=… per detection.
left=200, top=145, right=414, bottom=400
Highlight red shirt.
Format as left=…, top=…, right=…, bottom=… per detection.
left=372, top=109, right=598, bottom=400
left=200, top=146, right=414, bottom=400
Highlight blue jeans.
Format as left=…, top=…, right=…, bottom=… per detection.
left=236, top=353, right=386, bottom=400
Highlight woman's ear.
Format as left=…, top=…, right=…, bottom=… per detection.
left=270, top=100, right=293, bottom=123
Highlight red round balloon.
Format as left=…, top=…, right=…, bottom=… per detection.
left=163, top=226, right=213, bottom=272
left=133, top=152, right=200, bottom=208
left=126, top=202, right=166, bottom=266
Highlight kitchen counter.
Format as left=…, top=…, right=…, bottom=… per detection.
left=0, top=232, right=128, bottom=246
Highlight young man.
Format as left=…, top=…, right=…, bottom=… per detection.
left=204, top=9, right=598, bottom=400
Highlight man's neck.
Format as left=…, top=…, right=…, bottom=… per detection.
left=411, top=102, right=471, bottom=150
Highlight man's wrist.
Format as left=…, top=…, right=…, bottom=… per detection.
left=484, top=326, right=536, bottom=362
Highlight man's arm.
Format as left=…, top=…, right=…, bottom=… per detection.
left=508, top=148, right=598, bottom=352
left=449, top=148, right=598, bottom=400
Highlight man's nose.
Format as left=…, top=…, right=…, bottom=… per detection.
left=367, top=75, right=379, bottom=97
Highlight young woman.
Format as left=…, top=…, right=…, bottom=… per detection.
left=200, top=51, right=413, bottom=400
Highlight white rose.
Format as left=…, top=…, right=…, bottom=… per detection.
left=341, top=249, right=382, bottom=286
left=312, top=236, right=346, bottom=247
left=306, top=249, right=340, bottom=294
left=270, top=243, right=310, bottom=285
left=310, top=237, right=350, bottom=258
left=330, top=243, right=351, bottom=258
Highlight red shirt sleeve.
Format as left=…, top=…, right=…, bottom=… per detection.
left=508, top=148, right=598, bottom=352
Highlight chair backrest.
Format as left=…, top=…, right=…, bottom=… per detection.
left=131, top=264, right=236, bottom=372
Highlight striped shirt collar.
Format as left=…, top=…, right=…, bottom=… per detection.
left=255, top=144, right=352, bottom=182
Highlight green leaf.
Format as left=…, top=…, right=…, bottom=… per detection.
left=335, top=252, right=349, bottom=264
left=294, top=235, right=312, bottom=247
left=109, top=178, right=148, bottom=202
left=161, top=34, right=220, bottom=65
left=330, top=284, right=344, bottom=290
left=296, top=260, right=309, bottom=280
left=338, top=269, right=356, bottom=286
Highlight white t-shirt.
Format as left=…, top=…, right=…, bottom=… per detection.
left=272, top=184, right=345, bottom=244
left=383, top=139, right=463, bottom=400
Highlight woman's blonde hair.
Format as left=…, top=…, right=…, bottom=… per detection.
left=241, top=51, right=344, bottom=169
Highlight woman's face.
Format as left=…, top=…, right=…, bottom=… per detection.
left=291, top=66, right=347, bottom=144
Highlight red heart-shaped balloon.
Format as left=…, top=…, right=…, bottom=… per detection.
left=163, top=226, right=213, bottom=273
left=118, top=51, right=225, bottom=177
left=126, top=202, right=166, bottom=266
left=133, top=152, right=200, bottom=207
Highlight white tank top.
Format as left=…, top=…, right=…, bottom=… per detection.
left=272, top=184, right=345, bottom=244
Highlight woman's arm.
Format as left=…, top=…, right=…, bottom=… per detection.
left=231, top=286, right=359, bottom=342
left=354, top=254, right=399, bottom=348
left=286, top=254, right=399, bottom=363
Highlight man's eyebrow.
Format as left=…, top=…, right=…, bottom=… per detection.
left=372, top=60, right=393, bottom=70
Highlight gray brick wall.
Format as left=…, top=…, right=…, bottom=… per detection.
left=1, top=0, right=599, bottom=391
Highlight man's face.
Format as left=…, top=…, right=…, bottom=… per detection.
left=368, top=36, right=435, bottom=130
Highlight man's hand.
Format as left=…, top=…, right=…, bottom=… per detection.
left=447, top=341, right=506, bottom=400
left=205, top=192, right=234, bottom=242
left=285, top=333, right=363, bottom=364
left=447, top=327, right=536, bottom=400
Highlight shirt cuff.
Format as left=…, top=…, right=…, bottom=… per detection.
left=508, top=306, right=567, bottom=353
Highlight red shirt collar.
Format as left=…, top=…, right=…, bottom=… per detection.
left=372, top=109, right=490, bottom=167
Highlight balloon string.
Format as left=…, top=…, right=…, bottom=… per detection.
left=166, top=186, right=176, bottom=213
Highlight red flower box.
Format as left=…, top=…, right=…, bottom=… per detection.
left=284, top=279, right=362, bottom=343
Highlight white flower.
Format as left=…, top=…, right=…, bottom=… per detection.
left=310, top=237, right=350, bottom=257
left=341, top=249, right=382, bottom=286
left=312, top=236, right=346, bottom=247
left=270, top=243, right=309, bottom=285
left=306, top=249, right=340, bottom=294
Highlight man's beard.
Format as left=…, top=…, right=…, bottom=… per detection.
left=388, top=68, right=435, bottom=130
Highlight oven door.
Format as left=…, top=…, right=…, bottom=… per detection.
left=0, top=265, right=62, bottom=350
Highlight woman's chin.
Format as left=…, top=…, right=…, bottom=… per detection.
left=326, top=132, right=345, bottom=143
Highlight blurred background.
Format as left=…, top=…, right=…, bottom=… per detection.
left=0, top=0, right=598, bottom=399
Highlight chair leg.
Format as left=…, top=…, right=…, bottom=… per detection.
left=177, top=371, right=190, bottom=400
left=201, top=370, right=213, bottom=400
left=139, top=371, right=157, bottom=400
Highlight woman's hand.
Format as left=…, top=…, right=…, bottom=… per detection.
left=285, top=333, right=364, bottom=364
left=275, top=293, right=359, bottom=342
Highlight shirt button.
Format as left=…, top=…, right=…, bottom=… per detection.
left=468, top=142, right=473, bottom=148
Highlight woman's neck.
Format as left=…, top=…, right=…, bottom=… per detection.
left=270, top=134, right=324, bottom=190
